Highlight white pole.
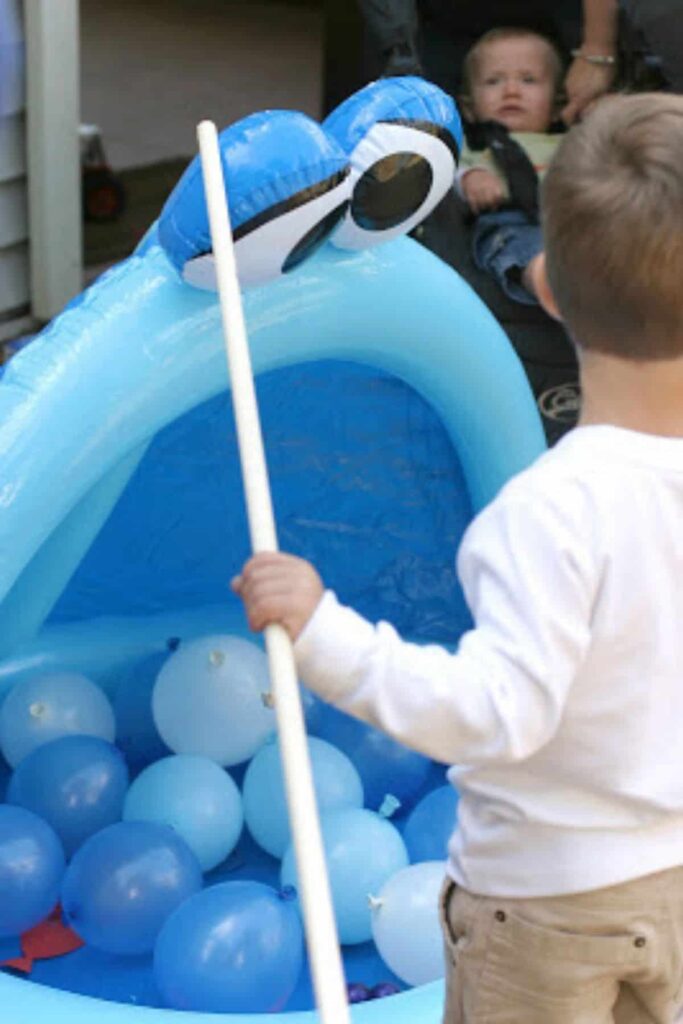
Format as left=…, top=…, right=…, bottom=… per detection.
left=197, top=121, right=350, bottom=1024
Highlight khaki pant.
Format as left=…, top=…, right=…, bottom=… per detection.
left=439, top=867, right=683, bottom=1023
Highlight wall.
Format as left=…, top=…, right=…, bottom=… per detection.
left=0, top=0, right=29, bottom=319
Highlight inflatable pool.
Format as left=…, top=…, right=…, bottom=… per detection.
left=0, top=78, right=545, bottom=1022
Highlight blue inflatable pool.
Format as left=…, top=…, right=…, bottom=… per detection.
left=0, top=79, right=545, bottom=1022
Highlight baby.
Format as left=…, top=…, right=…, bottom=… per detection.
left=457, top=27, right=565, bottom=306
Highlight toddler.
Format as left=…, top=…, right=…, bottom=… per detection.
left=235, top=94, right=683, bottom=1022
left=458, top=27, right=565, bottom=306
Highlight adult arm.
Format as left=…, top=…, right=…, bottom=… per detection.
left=563, top=0, right=618, bottom=125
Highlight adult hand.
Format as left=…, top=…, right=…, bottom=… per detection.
left=562, top=56, right=616, bottom=125
left=461, top=168, right=506, bottom=215
left=231, top=552, right=324, bottom=641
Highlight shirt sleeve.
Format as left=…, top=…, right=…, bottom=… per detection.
left=294, top=486, right=597, bottom=767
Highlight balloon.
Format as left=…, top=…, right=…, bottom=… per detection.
left=0, top=672, right=115, bottom=768
left=152, top=635, right=275, bottom=766
left=311, top=702, right=432, bottom=815
left=403, top=784, right=459, bottom=863
left=243, top=736, right=363, bottom=858
left=0, top=804, right=65, bottom=937
left=347, top=982, right=372, bottom=1003
left=0, top=754, right=10, bottom=801
left=61, top=821, right=202, bottom=954
left=370, top=861, right=446, bottom=986
left=281, top=807, right=408, bottom=944
left=371, top=982, right=402, bottom=999
left=153, top=881, right=304, bottom=1013
left=113, top=645, right=177, bottom=772
left=7, top=735, right=129, bottom=857
left=123, top=754, right=243, bottom=872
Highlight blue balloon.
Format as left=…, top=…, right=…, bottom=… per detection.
left=0, top=754, right=10, bottom=801
left=113, top=645, right=176, bottom=772
left=0, top=672, right=115, bottom=768
left=0, top=804, right=65, bottom=937
left=403, top=785, right=459, bottom=864
left=311, top=702, right=432, bottom=815
left=281, top=807, right=408, bottom=944
left=123, top=754, right=243, bottom=872
left=153, top=881, right=304, bottom=1012
left=61, top=820, right=202, bottom=954
left=243, top=736, right=363, bottom=858
left=7, top=735, right=129, bottom=857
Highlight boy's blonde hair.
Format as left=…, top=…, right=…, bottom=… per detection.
left=542, top=94, right=683, bottom=360
left=461, top=27, right=564, bottom=103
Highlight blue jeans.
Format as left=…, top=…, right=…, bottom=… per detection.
left=472, top=209, right=543, bottom=306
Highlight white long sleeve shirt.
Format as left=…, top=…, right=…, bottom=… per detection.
left=294, top=426, right=683, bottom=897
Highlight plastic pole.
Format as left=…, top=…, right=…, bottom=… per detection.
left=197, top=121, right=350, bottom=1024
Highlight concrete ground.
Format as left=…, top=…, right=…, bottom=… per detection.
left=80, top=0, right=323, bottom=170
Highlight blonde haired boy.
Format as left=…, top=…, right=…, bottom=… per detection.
left=235, top=94, right=683, bottom=1023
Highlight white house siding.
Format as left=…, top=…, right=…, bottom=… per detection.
left=0, top=0, right=29, bottom=317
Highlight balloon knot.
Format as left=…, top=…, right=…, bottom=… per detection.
left=378, top=794, right=401, bottom=818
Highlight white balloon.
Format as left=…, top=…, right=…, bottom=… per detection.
left=0, top=672, right=115, bottom=768
left=371, top=860, right=447, bottom=987
left=152, top=635, right=275, bottom=766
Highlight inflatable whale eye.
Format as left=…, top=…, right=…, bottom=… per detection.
left=158, top=110, right=350, bottom=290
left=324, top=77, right=462, bottom=251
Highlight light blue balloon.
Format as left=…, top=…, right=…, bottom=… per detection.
left=281, top=807, right=408, bottom=944
left=7, top=735, right=129, bottom=857
left=124, top=754, right=243, bottom=872
left=153, top=881, right=304, bottom=1013
left=0, top=672, right=115, bottom=768
left=0, top=804, right=65, bottom=937
left=243, top=736, right=363, bottom=859
left=371, top=861, right=446, bottom=986
left=152, top=635, right=275, bottom=766
left=403, top=784, right=459, bottom=864
left=61, top=820, right=202, bottom=955
left=311, top=702, right=433, bottom=814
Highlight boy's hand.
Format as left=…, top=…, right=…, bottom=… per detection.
left=231, top=552, right=324, bottom=642
left=461, top=168, right=506, bottom=214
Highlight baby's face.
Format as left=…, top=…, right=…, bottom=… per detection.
left=470, top=36, right=556, bottom=133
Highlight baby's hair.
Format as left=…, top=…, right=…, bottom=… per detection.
left=542, top=93, right=683, bottom=360
left=461, top=26, right=565, bottom=103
